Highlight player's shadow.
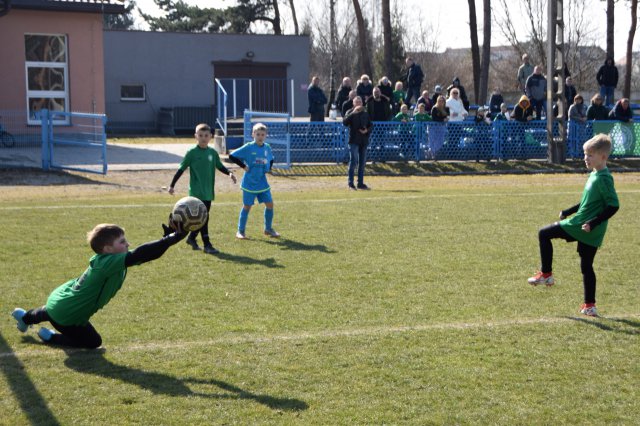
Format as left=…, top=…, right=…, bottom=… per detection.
left=63, top=350, right=307, bottom=411
left=260, top=237, right=335, bottom=253
left=564, top=316, right=640, bottom=335
left=213, top=251, right=284, bottom=268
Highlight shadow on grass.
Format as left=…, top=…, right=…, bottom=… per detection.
left=259, top=237, right=336, bottom=253
left=213, top=251, right=284, bottom=268
left=564, top=316, right=640, bottom=335
left=63, top=351, right=308, bottom=411
left=0, top=168, right=114, bottom=186
left=0, top=333, right=62, bottom=425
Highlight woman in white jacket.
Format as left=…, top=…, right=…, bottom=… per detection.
left=445, top=89, right=468, bottom=122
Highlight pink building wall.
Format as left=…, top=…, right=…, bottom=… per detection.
left=0, top=10, right=105, bottom=123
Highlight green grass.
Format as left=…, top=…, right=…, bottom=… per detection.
left=1, top=174, right=639, bottom=424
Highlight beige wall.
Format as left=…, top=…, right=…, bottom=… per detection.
left=0, top=10, right=105, bottom=121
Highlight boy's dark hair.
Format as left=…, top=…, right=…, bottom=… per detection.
left=87, top=224, right=125, bottom=254
left=195, top=123, right=211, bottom=133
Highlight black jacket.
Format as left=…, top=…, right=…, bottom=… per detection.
left=343, top=108, right=373, bottom=146
left=335, top=86, right=352, bottom=111
left=405, top=63, right=424, bottom=87
left=609, top=101, right=633, bottom=122
left=596, top=59, right=619, bottom=87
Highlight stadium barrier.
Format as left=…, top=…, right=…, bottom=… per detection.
left=243, top=110, right=292, bottom=169
left=241, top=115, right=640, bottom=164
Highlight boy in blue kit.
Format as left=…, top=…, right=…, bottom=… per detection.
left=168, top=123, right=237, bottom=255
left=528, top=134, right=619, bottom=317
left=11, top=220, right=186, bottom=348
left=228, top=123, right=280, bottom=239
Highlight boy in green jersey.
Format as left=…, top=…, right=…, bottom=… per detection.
left=12, top=221, right=187, bottom=348
left=528, top=134, right=620, bottom=317
left=169, top=123, right=237, bottom=255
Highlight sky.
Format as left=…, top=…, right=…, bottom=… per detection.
left=133, top=0, right=638, bottom=57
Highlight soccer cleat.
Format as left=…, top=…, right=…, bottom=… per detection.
left=527, top=271, right=555, bottom=287
left=37, top=327, right=55, bottom=342
left=580, top=304, right=599, bottom=317
left=185, top=238, right=200, bottom=251
left=203, top=245, right=219, bottom=255
left=236, top=231, right=248, bottom=240
left=12, top=308, right=29, bottom=333
left=357, top=184, right=371, bottom=190
left=348, top=183, right=357, bottom=190
left=264, top=229, right=280, bottom=238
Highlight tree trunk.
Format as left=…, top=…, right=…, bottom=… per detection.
left=272, top=0, right=282, bottom=35
left=606, top=0, right=615, bottom=59
left=624, top=0, right=638, bottom=98
left=352, top=0, right=373, bottom=78
left=468, top=0, right=481, bottom=104
left=478, top=0, right=491, bottom=105
left=288, top=0, right=299, bottom=35
left=381, top=0, right=393, bottom=77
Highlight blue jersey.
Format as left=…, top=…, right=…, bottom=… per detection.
left=232, top=141, right=273, bottom=193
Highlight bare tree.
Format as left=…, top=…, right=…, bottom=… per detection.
left=352, top=0, right=373, bottom=77
left=494, top=0, right=547, bottom=68
left=624, top=0, right=638, bottom=97
left=606, top=0, right=615, bottom=58
left=288, top=0, right=299, bottom=35
left=381, top=0, right=393, bottom=76
left=272, top=0, right=282, bottom=35
left=468, top=0, right=481, bottom=104
left=479, top=0, right=492, bottom=104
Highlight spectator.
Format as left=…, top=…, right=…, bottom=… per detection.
left=413, top=102, right=432, bottom=121
left=525, top=66, right=547, bottom=119
left=608, top=98, right=633, bottom=122
left=586, top=94, right=610, bottom=121
left=415, top=90, right=433, bottom=113
left=307, top=76, right=328, bottom=122
left=493, top=103, right=511, bottom=121
left=393, top=103, right=411, bottom=122
left=430, top=85, right=443, bottom=107
left=517, top=53, right=534, bottom=92
left=377, top=76, right=394, bottom=105
left=596, top=57, right=619, bottom=106
left=446, top=77, right=470, bottom=111
left=404, top=56, right=424, bottom=105
left=568, top=94, right=587, bottom=123
left=341, top=90, right=357, bottom=117
left=431, top=96, right=449, bottom=122
left=489, top=88, right=504, bottom=114
left=343, top=96, right=372, bottom=190
left=366, top=87, right=392, bottom=121
left=474, top=107, right=492, bottom=124
left=565, top=77, right=577, bottom=108
left=356, top=74, right=374, bottom=103
left=512, top=95, right=534, bottom=122
left=445, top=88, right=468, bottom=122
left=334, top=77, right=352, bottom=117
left=392, top=81, right=406, bottom=114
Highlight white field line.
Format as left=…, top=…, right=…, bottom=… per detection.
left=2, top=314, right=638, bottom=359
left=2, top=190, right=640, bottom=211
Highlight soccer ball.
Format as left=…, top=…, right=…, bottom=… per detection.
left=172, top=196, right=208, bottom=232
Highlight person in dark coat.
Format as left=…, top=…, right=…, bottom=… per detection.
left=512, top=95, right=534, bottom=122
left=586, top=94, right=610, bottom=121
left=608, top=98, right=633, bottom=123
left=343, top=96, right=373, bottom=190
left=366, top=87, right=392, bottom=121
left=596, top=57, right=619, bottom=106
left=489, top=88, right=504, bottom=114
left=334, top=77, right=352, bottom=117
left=341, top=90, right=356, bottom=117
left=308, top=76, right=328, bottom=122
left=404, top=57, right=424, bottom=105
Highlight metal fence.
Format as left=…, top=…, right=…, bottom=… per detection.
left=0, top=109, right=43, bottom=168
left=243, top=118, right=639, bottom=165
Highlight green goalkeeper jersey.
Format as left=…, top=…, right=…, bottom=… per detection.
left=179, top=145, right=223, bottom=201
left=46, top=252, right=128, bottom=326
left=560, top=167, right=619, bottom=247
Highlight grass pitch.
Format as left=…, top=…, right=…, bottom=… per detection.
left=1, top=172, right=639, bottom=425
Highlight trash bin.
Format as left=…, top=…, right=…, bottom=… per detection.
left=158, top=107, right=175, bottom=136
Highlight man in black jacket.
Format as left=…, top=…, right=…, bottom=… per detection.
left=596, top=57, right=619, bottom=107
left=343, top=96, right=373, bottom=190
left=403, top=57, right=424, bottom=106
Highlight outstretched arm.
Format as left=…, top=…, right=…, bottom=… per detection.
left=125, top=221, right=187, bottom=267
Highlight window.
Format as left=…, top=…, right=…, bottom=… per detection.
left=120, top=84, right=146, bottom=102
left=24, top=34, right=69, bottom=124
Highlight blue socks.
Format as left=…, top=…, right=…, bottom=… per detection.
left=264, top=208, right=274, bottom=231
left=238, top=207, right=249, bottom=233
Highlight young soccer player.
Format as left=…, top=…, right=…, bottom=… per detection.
left=228, top=123, right=279, bottom=239
left=528, top=134, right=620, bottom=317
left=11, top=221, right=187, bottom=348
left=168, top=123, right=237, bottom=255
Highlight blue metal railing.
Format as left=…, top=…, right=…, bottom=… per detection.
left=215, top=78, right=228, bottom=136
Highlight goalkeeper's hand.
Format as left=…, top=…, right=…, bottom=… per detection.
left=162, top=213, right=185, bottom=237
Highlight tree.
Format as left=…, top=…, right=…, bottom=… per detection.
left=468, top=0, right=481, bottom=105
left=381, top=0, right=393, bottom=77
left=288, top=0, right=300, bottom=35
left=623, top=0, right=638, bottom=97
left=606, top=0, right=615, bottom=58
left=351, top=0, right=373, bottom=78
left=104, top=0, right=136, bottom=30
left=479, top=0, right=492, bottom=105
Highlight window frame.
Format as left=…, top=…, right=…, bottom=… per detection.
left=120, top=84, right=147, bottom=102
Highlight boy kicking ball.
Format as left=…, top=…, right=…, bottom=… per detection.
left=528, top=134, right=620, bottom=317
left=228, top=123, right=280, bottom=239
left=12, top=220, right=186, bottom=348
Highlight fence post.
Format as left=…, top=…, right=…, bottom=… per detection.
left=291, top=79, right=295, bottom=117
left=39, top=109, right=50, bottom=171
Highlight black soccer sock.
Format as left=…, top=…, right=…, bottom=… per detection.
left=23, top=306, right=50, bottom=325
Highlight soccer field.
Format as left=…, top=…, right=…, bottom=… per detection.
left=1, top=172, right=639, bottom=425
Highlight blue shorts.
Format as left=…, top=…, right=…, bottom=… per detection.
left=243, top=189, right=273, bottom=206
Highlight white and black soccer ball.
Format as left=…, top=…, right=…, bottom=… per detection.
left=172, top=196, right=208, bottom=232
